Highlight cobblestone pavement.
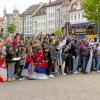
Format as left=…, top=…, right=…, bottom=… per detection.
left=0, top=73, right=100, bottom=100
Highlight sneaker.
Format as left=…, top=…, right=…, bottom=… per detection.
left=8, top=78, right=12, bottom=82
left=11, top=77, right=16, bottom=81
left=97, top=71, right=100, bottom=73
left=62, top=73, right=66, bottom=76
left=49, top=75, right=54, bottom=78
left=19, top=78, right=25, bottom=81
left=73, top=71, right=79, bottom=74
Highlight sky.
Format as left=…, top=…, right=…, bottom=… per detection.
left=0, top=0, right=51, bottom=17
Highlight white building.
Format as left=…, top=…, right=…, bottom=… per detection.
left=69, top=0, right=88, bottom=24
left=32, top=3, right=46, bottom=35
left=32, top=0, right=69, bottom=35
left=21, top=4, right=41, bottom=35
left=19, top=15, right=23, bottom=34
left=46, top=0, right=62, bottom=34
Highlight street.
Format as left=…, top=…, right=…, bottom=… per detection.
left=0, top=73, right=100, bottom=100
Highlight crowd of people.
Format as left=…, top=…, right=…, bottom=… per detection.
left=0, top=33, right=100, bottom=82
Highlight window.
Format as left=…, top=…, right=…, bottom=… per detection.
left=24, top=22, right=26, bottom=25
left=78, top=13, right=80, bottom=19
left=72, top=3, right=77, bottom=9
left=71, top=14, right=73, bottom=20
left=27, top=21, right=29, bottom=25
left=27, top=16, right=29, bottom=19
left=82, top=12, right=84, bottom=18
left=30, top=27, right=32, bottom=30
left=43, top=11, right=45, bottom=14
left=30, top=21, right=32, bottom=25
left=27, top=27, right=29, bottom=30
left=74, top=14, right=76, bottom=20
left=25, top=27, right=26, bottom=30
left=49, top=13, right=50, bottom=17
left=53, top=13, right=55, bottom=16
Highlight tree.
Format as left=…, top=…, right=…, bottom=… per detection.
left=82, top=0, right=100, bottom=23
left=54, top=28, right=62, bottom=37
left=7, top=23, right=16, bottom=33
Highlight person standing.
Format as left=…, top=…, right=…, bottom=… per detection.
left=6, top=46, right=15, bottom=82
left=81, top=42, right=90, bottom=73
left=95, top=43, right=100, bottom=72
left=47, top=39, right=55, bottom=77
left=72, top=40, right=80, bottom=74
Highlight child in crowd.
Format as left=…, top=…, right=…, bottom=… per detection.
left=32, top=46, right=48, bottom=79
left=18, top=47, right=27, bottom=80
left=54, top=48, right=61, bottom=76
left=22, top=49, right=34, bottom=78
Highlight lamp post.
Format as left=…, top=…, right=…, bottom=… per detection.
left=65, top=0, right=70, bottom=37
left=57, top=8, right=60, bottom=28
left=34, top=21, right=37, bottom=35
left=22, top=15, right=25, bottom=37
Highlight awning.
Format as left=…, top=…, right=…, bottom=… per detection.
left=71, top=22, right=93, bottom=28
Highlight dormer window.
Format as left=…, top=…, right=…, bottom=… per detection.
left=72, top=3, right=77, bottom=10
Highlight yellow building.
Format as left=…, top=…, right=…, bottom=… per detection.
left=13, top=8, right=20, bottom=33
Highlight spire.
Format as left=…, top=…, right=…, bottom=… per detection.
left=3, top=6, right=6, bottom=17
left=49, top=0, right=51, bottom=4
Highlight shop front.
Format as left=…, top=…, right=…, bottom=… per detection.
left=71, top=22, right=96, bottom=40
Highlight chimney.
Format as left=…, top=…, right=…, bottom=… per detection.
left=49, top=0, right=51, bottom=4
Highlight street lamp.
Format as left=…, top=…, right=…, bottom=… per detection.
left=34, top=21, right=37, bottom=35
left=22, top=15, right=25, bottom=37
left=57, top=8, right=60, bottom=28
left=65, top=0, right=70, bottom=37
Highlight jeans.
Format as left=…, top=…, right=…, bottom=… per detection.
left=73, top=56, right=79, bottom=73
left=96, top=56, right=100, bottom=71
left=82, top=56, right=88, bottom=73
left=7, top=63, right=15, bottom=78
left=54, top=59, right=60, bottom=74
left=65, top=54, right=73, bottom=73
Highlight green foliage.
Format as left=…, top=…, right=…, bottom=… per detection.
left=82, top=0, right=100, bottom=23
left=54, top=28, right=62, bottom=37
left=7, top=23, right=16, bottom=33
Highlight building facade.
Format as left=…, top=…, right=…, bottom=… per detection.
left=69, top=0, right=96, bottom=39
left=21, top=4, right=41, bottom=35
left=32, top=4, right=46, bottom=35
left=32, top=0, right=70, bottom=35
left=69, top=0, right=88, bottom=24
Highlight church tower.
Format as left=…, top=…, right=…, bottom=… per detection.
left=3, top=6, right=7, bottom=17
left=13, top=7, right=19, bottom=16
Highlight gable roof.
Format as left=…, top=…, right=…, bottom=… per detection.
left=32, top=3, right=46, bottom=17
left=22, top=4, right=41, bottom=16
left=32, top=3, right=44, bottom=16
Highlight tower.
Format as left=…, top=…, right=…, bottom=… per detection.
left=49, top=0, right=51, bottom=4
left=3, top=6, right=7, bottom=17
left=13, top=7, right=19, bottom=16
